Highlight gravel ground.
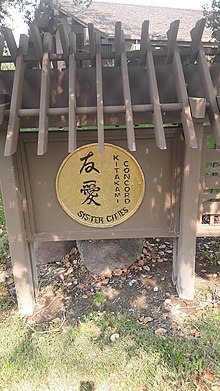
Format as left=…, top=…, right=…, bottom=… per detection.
left=11, top=237, right=218, bottom=336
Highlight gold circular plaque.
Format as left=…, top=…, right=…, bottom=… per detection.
left=56, top=143, right=145, bottom=228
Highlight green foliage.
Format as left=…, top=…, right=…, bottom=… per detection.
left=202, top=248, right=220, bottom=266
left=0, top=0, right=92, bottom=27
left=93, top=291, right=106, bottom=310
left=203, top=1, right=220, bottom=41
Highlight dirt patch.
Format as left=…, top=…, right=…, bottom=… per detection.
left=21, top=237, right=220, bottom=336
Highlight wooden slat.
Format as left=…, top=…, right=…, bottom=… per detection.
left=203, top=201, right=220, bottom=214
left=121, top=30, right=136, bottom=151
left=197, top=45, right=220, bottom=145
left=0, top=35, right=5, bottom=57
left=68, top=32, right=77, bottom=152
left=190, top=19, right=206, bottom=64
left=88, top=23, right=95, bottom=66
left=4, top=35, right=29, bottom=156
left=51, top=36, right=58, bottom=70
left=58, top=23, right=69, bottom=67
left=189, top=97, right=206, bottom=118
left=140, top=20, right=149, bottom=65
left=37, top=33, right=52, bottom=155
left=2, top=27, right=17, bottom=61
left=203, top=149, right=220, bottom=161
left=172, top=46, right=197, bottom=148
left=203, top=192, right=220, bottom=201
left=29, top=24, right=43, bottom=61
left=167, top=20, right=197, bottom=148
left=96, top=33, right=104, bottom=152
left=166, top=20, right=179, bottom=64
left=144, top=21, right=166, bottom=150
left=205, top=166, right=220, bottom=175
left=204, top=175, right=220, bottom=189
left=166, top=20, right=197, bottom=147
left=115, top=21, right=122, bottom=66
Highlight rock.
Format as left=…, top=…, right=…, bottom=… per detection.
left=143, top=316, right=154, bottom=323
left=113, top=268, right=123, bottom=276
left=34, top=241, right=75, bottom=264
left=110, top=333, right=120, bottom=342
left=143, top=265, right=150, bottom=272
left=77, top=239, right=143, bottom=274
left=142, top=247, right=148, bottom=256
left=153, top=286, right=159, bottom=292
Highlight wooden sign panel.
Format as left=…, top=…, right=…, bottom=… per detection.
left=56, top=143, right=145, bottom=228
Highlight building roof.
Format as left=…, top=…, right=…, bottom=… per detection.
left=59, top=1, right=212, bottom=41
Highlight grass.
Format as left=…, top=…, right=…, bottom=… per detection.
left=0, top=310, right=219, bottom=390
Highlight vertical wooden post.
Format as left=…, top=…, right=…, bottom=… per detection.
left=0, top=131, right=37, bottom=315
left=173, top=123, right=203, bottom=300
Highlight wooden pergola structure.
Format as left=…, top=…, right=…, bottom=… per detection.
left=0, top=18, right=219, bottom=315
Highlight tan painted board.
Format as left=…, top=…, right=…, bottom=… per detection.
left=18, top=129, right=180, bottom=241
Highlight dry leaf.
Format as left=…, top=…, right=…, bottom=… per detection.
left=154, top=328, right=167, bottom=336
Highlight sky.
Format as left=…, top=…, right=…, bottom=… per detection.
left=9, top=0, right=211, bottom=43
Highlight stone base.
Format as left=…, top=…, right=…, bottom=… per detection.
left=34, top=241, right=75, bottom=264
left=76, top=238, right=143, bottom=274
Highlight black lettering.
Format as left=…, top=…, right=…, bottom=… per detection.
left=113, top=155, right=119, bottom=161
left=80, top=151, right=100, bottom=174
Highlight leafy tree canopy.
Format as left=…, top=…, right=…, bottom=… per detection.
left=203, top=0, right=220, bottom=41
left=0, top=0, right=91, bottom=28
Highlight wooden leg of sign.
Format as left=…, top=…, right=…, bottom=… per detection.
left=172, top=124, right=203, bottom=300
left=0, top=132, right=37, bottom=315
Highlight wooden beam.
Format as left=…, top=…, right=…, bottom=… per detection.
left=166, top=21, right=197, bottom=148
left=4, top=34, right=29, bottom=156
left=58, top=23, right=69, bottom=67
left=37, top=33, right=52, bottom=155
left=115, top=21, right=122, bottom=66
left=140, top=20, right=149, bottom=65
left=173, top=124, right=203, bottom=300
left=197, top=44, right=220, bottom=145
left=0, top=35, right=5, bottom=57
left=2, top=27, right=17, bottom=61
left=190, top=19, right=206, bottom=63
left=88, top=23, right=95, bottom=66
left=0, top=131, right=37, bottom=315
left=96, top=33, right=104, bottom=152
left=68, top=32, right=77, bottom=152
left=189, top=97, right=206, bottom=118
left=172, top=47, right=198, bottom=148
left=144, top=21, right=166, bottom=150
left=166, top=20, right=179, bottom=64
left=29, top=24, right=43, bottom=62
left=121, top=30, right=136, bottom=151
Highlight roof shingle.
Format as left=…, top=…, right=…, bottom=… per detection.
left=59, top=0, right=212, bottom=41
